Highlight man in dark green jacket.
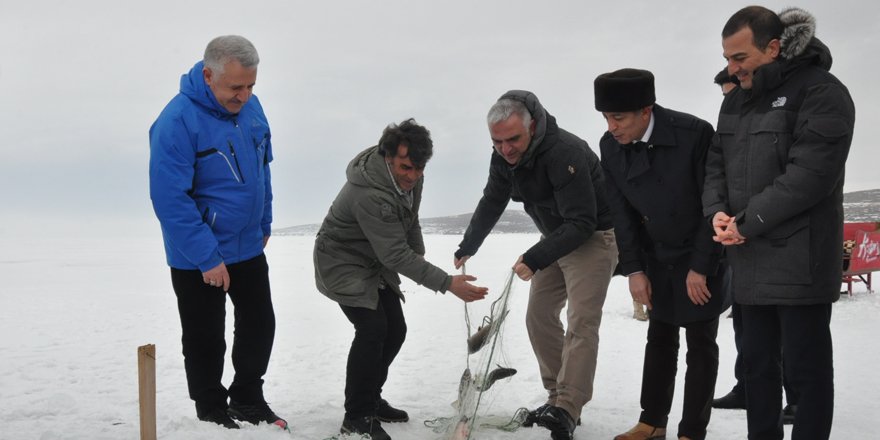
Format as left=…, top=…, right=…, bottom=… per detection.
left=704, top=6, right=855, bottom=439
left=455, top=91, right=618, bottom=440
left=314, top=119, right=488, bottom=440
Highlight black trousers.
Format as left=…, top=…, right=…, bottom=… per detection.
left=639, top=317, right=719, bottom=440
left=170, top=253, right=276, bottom=412
left=731, top=303, right=798, bottom=404
left=340, top=287, right=407, bottom=419
left=740, top=304, right=833, bottom=440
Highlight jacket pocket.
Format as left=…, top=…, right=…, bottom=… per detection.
left=314, top=236, right=372, bottom=295
left=753, top=215, right=811, bottom=285
left=803, top=116, right=850, bottom=139
left=748, top=110, right=794, bottom=175
left=195, top=147, right=242, bottom=183
left=201, top=206, right=218, bottom=228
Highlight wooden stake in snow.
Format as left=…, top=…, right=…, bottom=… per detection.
left=138, top=344, right=157, bottom=440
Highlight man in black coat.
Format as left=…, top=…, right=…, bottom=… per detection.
left=595, top=69, right=725, bottom=440
left=455, top=90, right=618, bottom=440
left=704, top=6, right=855, bottom=439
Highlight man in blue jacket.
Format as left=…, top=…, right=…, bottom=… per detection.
left=149, top=35, right=286, bottom=430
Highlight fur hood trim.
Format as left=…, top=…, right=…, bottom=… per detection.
left=779, top=7, right=816, bottom=59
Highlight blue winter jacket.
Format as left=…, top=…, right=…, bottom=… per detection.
left=149, top=61, right=273, bottom=271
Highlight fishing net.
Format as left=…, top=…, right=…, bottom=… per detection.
left=424, top=269, right=528, bottom=439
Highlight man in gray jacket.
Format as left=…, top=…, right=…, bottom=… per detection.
left=704, top=6, right=855, bottom=439
left=455, top=91, right=618, bottom=440
left=314, top=119, right=488, bottom=440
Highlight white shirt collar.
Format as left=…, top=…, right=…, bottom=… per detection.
left=636, top=112, right=656, bottom=144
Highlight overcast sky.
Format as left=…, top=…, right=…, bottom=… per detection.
left=1, top=0, right=877, bottom=237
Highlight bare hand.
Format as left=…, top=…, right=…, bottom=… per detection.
left=629, top=272, right=653, bottom=310
left=712, top=211, right=746, bottom=245
left=512, top=255, right=534, bottom=281
left=263, top=236, right=270, bottom=248
left=448, top=274, right=488, bottom=302
left=686, top=269, right=711, bottom=305
left=454, top=255, right=470, bottom=270
left=202, top=262, right=230, bottom=292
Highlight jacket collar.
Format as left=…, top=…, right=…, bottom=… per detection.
left=647, top=105, right=677, bottom=148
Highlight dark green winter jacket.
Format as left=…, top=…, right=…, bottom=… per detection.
left=314, top=146, right=452, bottom=309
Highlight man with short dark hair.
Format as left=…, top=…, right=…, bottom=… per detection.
left=150, top=35, right=286, bottom=430
left=595, top=68, right=725, bottom=440
left=455, top=90, right=618, bottom=440
left=704, top=6, right=855, bottom=439
left=314, top=119, right=488, bottom=440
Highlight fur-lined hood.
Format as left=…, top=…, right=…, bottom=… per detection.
left=741, top=7, right=836, bottom=98
left=775, top=7, right=832, bottom=70
left=779, top=7, right=816, bottom=59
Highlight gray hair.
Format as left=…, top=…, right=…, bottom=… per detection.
left=203, top=35, right=260, bottom=76
left=487, top=98, right=531, bottom=130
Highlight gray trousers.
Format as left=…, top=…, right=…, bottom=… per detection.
left=526, top=229, right=617, bottom=420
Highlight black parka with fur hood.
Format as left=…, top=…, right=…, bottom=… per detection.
left=702, top=8, right=856, bottom=305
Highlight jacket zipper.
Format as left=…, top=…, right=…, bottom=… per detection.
left=215, top=149, right=242, bottom=183
left=227, top=140, right=246, bottom=184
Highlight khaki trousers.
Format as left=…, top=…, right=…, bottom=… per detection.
left=526, top=229, right=617, bottom=420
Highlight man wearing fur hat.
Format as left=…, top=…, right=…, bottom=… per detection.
left=704, top=6, right=855, bottom=439
left=455, top=90, right=618, bottom=440
left=594, top=69, right=725, bottom=440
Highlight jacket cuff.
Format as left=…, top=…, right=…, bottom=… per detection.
left=440, top=275, right=452, bottom=293
left=521, top=253, right=541, bottom=273
left=619, top=260, right=644, bottom=276
left=197, top=250, right=223, bottom=273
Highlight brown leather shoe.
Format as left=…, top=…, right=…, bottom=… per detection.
left=613, top=422, right=666, bottom=440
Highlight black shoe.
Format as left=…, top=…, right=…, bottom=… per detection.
left=521, top=403, right=550, bottom=428
left=537, top=405, right=575, bottom=440
left=227, top=400, right=288, bottom=430
left=197, top=406, right=240, bottom=429
left=377, top=399, right=409, bottom=423
left=341, top=415, right=391, bottom=440
left=782, top=404, right=797, bottom=425
left=712, top=389, right=746, bottom=409
left=522, top=404, right=581, bottom=428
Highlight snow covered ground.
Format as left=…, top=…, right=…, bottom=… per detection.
left=1, top=232, right=877, bottom=439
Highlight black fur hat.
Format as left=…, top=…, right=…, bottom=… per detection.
left=594, top=68, right=655, bottom=112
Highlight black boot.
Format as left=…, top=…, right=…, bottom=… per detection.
left=376, top=399, right=409, bottom=423
left=228, top=400, right=288, bottom=430
left=341, top=415, right=391, bottom=440
left=712, top=388, right=746, bottom=409
left=521, top=403, right=550, bottom=427
left=196, top=403, right=239, bottom=429
left=537, top=405, right=576, bottom=440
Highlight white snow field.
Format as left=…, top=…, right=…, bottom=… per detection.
left=1, top=232, right=876, bottom=439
